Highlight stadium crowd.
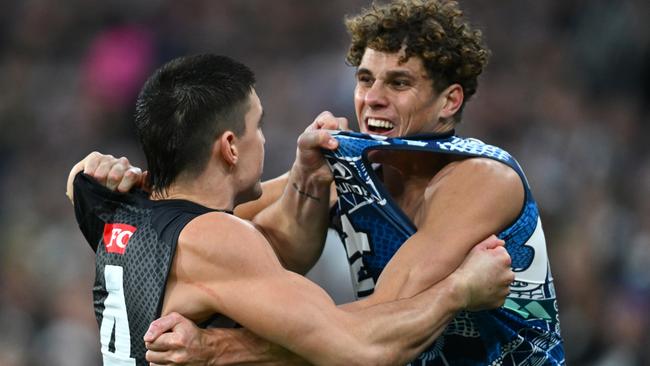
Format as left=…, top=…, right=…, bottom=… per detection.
left=0, top=0, right=648, bottom=365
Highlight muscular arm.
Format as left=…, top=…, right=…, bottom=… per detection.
left=251, top=158, right=333, bottom=275
left=369, top=157, right=523, bottom=304
left=161, top=212, right=495, bottom=366
left=250, top=121, right=341, bottom=274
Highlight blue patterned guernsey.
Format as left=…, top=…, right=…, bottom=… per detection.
left=323, top=131, right=565, bottom=366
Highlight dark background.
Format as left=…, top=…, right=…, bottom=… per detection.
left=0, top=1, right=648, bottom=365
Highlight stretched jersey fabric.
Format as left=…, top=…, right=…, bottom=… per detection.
left=73, top=173, right=232, bottom=366
left=323, top=131, right=565, bottom=366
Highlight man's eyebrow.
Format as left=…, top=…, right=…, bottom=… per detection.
left=384, top=70, right=416, bottom=79
left=356, top=68, right=417, bottom=79
left=356, top=67, right=372, bottom=76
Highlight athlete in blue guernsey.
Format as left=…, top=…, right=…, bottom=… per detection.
left=324, top=130, right=564, bottom=365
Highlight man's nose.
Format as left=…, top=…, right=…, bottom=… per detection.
left=365, top=82, right=388, bottom=108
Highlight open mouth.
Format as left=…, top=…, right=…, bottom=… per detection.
left=366, top=118, right=395, bottom=134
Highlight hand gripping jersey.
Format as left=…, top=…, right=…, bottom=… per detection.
left=323, top=131, right=565, bottom=366
left=73, top=173, right=233, bottom=365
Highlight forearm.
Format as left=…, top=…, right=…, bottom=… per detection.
left=258, top=275, right=463, bottom=366
left=201, top=328, right=309, bottom=366
left=253, top=164, right=332, bottom=274
left=343, top=274, right=465, bottom=365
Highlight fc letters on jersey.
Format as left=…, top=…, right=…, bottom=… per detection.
left=102, top=223, right=137, bottom=255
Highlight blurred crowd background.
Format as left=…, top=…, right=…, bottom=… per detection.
left=1, top=0, right=649, bottom=365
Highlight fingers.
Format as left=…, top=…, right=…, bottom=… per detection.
left=335, top=117, right=350, bottom=131
left=106, top=157, right=131, bottom=191
left=84, top=152, right=121, bottom=186
left=116, top=167, right=144, bottom=192
left=146, top=349, right=175, bottom=365
left=80, top=152, right=141, bottom=192
left=81, top=151, right=106, bottom=176
left=311, top=111, right=350, bottom=131
left=67, top=151, right=113, bottom=203
left=144, top=312, right=184, bottom=342
left=297, top=129, right=338, bottom=151
left=475, top=234, right=505, bottom=250
left=145, top=332, right=179, bottom=352
left=492, top=245, right=512, bottom=267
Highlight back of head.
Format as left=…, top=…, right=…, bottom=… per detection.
left=134, top=54, right=255, bottom=194
left=345, top=0, right=489, bottom=121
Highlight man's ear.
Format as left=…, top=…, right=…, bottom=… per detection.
left=217, top=131, right=238, bottom=166
left=438, top=83, right=464, bottom=120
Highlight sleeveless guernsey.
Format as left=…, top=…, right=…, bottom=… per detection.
left=323, top=131, right=565, bottom=365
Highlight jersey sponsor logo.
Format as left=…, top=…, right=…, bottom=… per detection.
left=326, top=158, right=387, bottom=207
left=331, top=161, right=355, bottom=181
left=103, top=223, right=137, bottom=255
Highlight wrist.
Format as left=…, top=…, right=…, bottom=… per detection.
left=288, top=163, right=332, bottom=201
left=444, top=272, right=470, bottom=312
left=291, top=156, right=333, bottom=185
left=200, top=328, right=222, bottom=366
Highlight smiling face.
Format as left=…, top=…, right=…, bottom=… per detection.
left=354, top=48, right=459, bottom=137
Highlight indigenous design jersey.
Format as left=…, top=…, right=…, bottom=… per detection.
left=323, top=131, right=565, bottom=366
left=73, top=173, right=232, bottom=366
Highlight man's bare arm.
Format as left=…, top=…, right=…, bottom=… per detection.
left=249, top=112, right=346, bottom=273
left=145, top=319, right=308, bottom=366
left=154, top=213, right=512, bottom=366
left=367, top=157, right=524, bottom=304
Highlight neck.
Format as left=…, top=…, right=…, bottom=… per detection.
left=378, top=150, right=451, bottom=199
left=382, top=165, right=430, bottom=195
left=381, top=165, right=429, bottom=222
left=151, top=172, right=236, bottom=212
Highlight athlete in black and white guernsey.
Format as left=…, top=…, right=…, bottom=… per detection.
left=74, top=173, right=235, bottom=365
left=68, top=54, right=514, bottom=365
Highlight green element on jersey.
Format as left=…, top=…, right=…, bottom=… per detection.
left=504, top=298, right=555, bottom=321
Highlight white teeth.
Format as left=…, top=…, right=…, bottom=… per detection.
left=367, top=118, right=394, bottom=129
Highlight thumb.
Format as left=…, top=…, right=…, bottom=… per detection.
left=297, top=130, right=338, bottom=151
left=475, top=235, right=504, bottom=250
left=144, top=312, right=183, bottom=342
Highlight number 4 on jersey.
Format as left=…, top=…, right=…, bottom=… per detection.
left=100, top=265, right=136, bottom=366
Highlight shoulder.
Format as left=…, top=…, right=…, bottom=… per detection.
left=424, top=157, right=524, bottom=223
left=432, top=157, right=522, bottom=193
left=183, top=211, right=261, bottom=239
left=177, top=212, right=281, bottom=274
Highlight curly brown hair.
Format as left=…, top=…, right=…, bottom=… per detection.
left=345, top=0, right=490, bottom=121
